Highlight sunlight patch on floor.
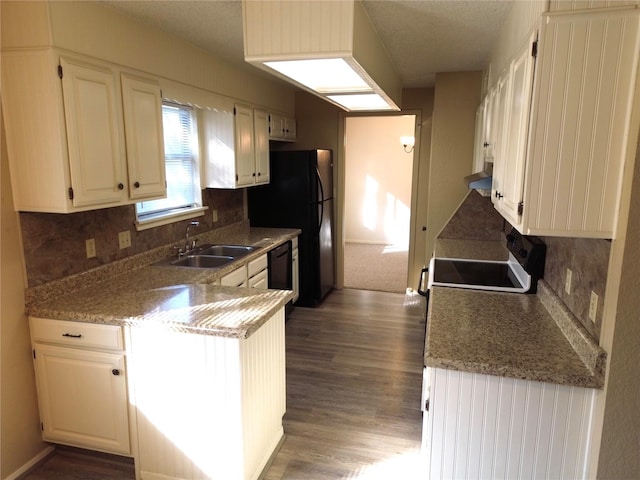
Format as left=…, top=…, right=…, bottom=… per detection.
left=346, top=449, right=426, bottom=479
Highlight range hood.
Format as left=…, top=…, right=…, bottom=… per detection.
left=242, top=0, right=401, bottom=112
left=465, top=162, right=493, bottom=190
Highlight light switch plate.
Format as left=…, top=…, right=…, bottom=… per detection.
left=86, top=238, right=96, bottom=258
left=589, top=291, right=598, bottom=322
left=565, top=268, right=572, bottom=295
left=212, top=209, right=218, bottom=223
left=118, top=230, right=131, bottom=249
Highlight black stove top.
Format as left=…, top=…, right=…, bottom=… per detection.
left=432, top=258, right=525, bottom=289
left=429, top=229, right=546, bottom=294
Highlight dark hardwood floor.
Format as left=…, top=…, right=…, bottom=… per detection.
left=21, top=288, right=427, bottom=479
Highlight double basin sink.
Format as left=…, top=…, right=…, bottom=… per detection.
left=156, top=244, right=257, bottom=269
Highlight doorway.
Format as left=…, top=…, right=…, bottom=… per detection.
left=343, top=115, right=416, bottom=293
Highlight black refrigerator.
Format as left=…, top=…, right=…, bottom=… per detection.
left=248, top=149, right=335, bottom=307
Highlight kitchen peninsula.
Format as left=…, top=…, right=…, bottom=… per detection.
left=26, top=226, right=299, bottom=480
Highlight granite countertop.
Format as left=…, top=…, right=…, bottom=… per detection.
left=26, top=226, right=300, bottom=339
left=427, top=238, right=606, bottom=389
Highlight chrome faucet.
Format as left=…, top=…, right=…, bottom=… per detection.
left=184, top=221, right=200, bottom=253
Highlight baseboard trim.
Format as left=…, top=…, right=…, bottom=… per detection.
left=7, top=445, right=55, bottom=480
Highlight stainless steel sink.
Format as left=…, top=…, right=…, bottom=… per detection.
left=195, top=244, right=257, bottom=258
left=169, top=255, right=234, bottom=268
left=153, top=243, right=258, bottom=269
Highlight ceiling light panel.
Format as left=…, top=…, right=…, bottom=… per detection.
left=243, top=0, right=401, bottom=112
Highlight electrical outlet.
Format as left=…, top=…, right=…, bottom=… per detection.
left=212, top=209, right=218, bottom=223
left=85, top=238, right=96, bottom=258
left=118, top=230, right=131, bottom=249
left=565, top=268, right=573, bottom=295
left=589, top=291, right=599, bottom=322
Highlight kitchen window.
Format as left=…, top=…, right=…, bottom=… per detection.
left=135, top=102, right=205, bottom=229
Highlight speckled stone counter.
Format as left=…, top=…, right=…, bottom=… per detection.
left=26, top=226, right=300, bottom=338
left=427, top=237, right=606, bottom=388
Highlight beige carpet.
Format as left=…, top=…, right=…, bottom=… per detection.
left=343, top=242, right=408, bottom=293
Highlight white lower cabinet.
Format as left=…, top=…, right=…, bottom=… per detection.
left=29, top=317, right=130, bottom=456
left=291, top=238, right=299, bottom=303
left=222, top=254, right=268, bottom=289
left=222, top=266, right=249, bottom=287
left=422, top=367, right=596, bottom=480
left=126, top=308, right=286, bottom=480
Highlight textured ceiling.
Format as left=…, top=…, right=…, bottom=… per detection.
left=100, top=0, right=513, bottom=88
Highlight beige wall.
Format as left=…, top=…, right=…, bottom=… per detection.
left=596, top=123, right=640, bottom=479
left=425, top=71, right=483, bottom=260
left=344, top=115, right=415, bottom=245
left=402, top=88, right=434, bottom=288
left=1, top=109, right=48, bottom=478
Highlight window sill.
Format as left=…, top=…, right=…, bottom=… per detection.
left=135, top=206, right=208, bottom=231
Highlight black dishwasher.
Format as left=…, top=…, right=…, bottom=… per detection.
left=268, top=241, right=292, bottom=293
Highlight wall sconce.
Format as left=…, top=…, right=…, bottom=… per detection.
left=400, top=136, right=415, bottom=153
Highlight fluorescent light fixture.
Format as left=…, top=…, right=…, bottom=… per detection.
left=328, top=93, right=395, bottom=111
left=242, top=0, right=402, bottom=112
left=264, top=59, right=372, bottom=93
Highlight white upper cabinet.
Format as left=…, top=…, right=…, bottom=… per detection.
left=1, top=50, right=166, bottom=213
left=202, top=104, right=270, bottom=189
left=493, top=31, right=537, bottom=227
left=269, top=112, right=297, bottom=142
left=472, top=96, right=489, bottom=174
left=488, top=8, right=640, bottom=238
left=120, top=74, right=166, bottom=200
left=59, top=58, right=127, bottom=208
left=489, top=75, right=510, bottom=207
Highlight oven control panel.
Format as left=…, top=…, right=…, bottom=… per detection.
left=506, top=228, right=546, bottom=278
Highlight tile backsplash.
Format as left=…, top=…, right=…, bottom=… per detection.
left=539, top=236, right=609, bottom=340
left=20, top=189, right=244, bottom=287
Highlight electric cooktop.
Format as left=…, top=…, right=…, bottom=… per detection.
left=429, top=229, right=546, bottom=294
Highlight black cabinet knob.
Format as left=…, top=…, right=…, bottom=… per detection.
left=112, top=369, right=120, bottom=376
left=117, top=183, right=124, bottom=190
left=134, top=181, right=140, bottom=188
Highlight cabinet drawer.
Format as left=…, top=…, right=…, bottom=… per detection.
left=221, top=267, right=248, bottom=287
left=30, top=317, right=124, bottom=351
left=248, top=254, right=268, bottom=277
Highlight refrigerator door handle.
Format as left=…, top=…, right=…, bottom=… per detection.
left=316, top=168, right=325, bottom=232
left=316, top=168, right=325, bottom=203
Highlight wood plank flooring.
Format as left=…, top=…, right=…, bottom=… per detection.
left=21, top=289, right=427, bottom=480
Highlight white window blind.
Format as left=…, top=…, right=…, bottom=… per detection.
left=136, top=103, right=201, bottom=220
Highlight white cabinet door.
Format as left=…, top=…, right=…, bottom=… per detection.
left=269, top=111, right=286, bottom=139
left=234, top=104, right=256, bottom=187
left=60, top=57, right=127, bottom=208
left=253, top=109, right=270, bottom=185
left=489, top=74, right=510, bottom=206
left=249, top=268, right=268, bottom=289
left=33, top=343, right=130, bottom=455
left=284, top=116, right=296, bottom=140
left=203, top=105, right=270, bottom=189
left=292, top=246, right=299, bottom=303
left=496, top=32, right=537, bottom=227
left=221, top=266, right=248, bottom=287
left=521, top=8, right=640, bottom=237
left=120, top=73, right=166, bottom=200
left=472, top=97, right=488, bottom=174
left=424, top=368, right=595, bottom=480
